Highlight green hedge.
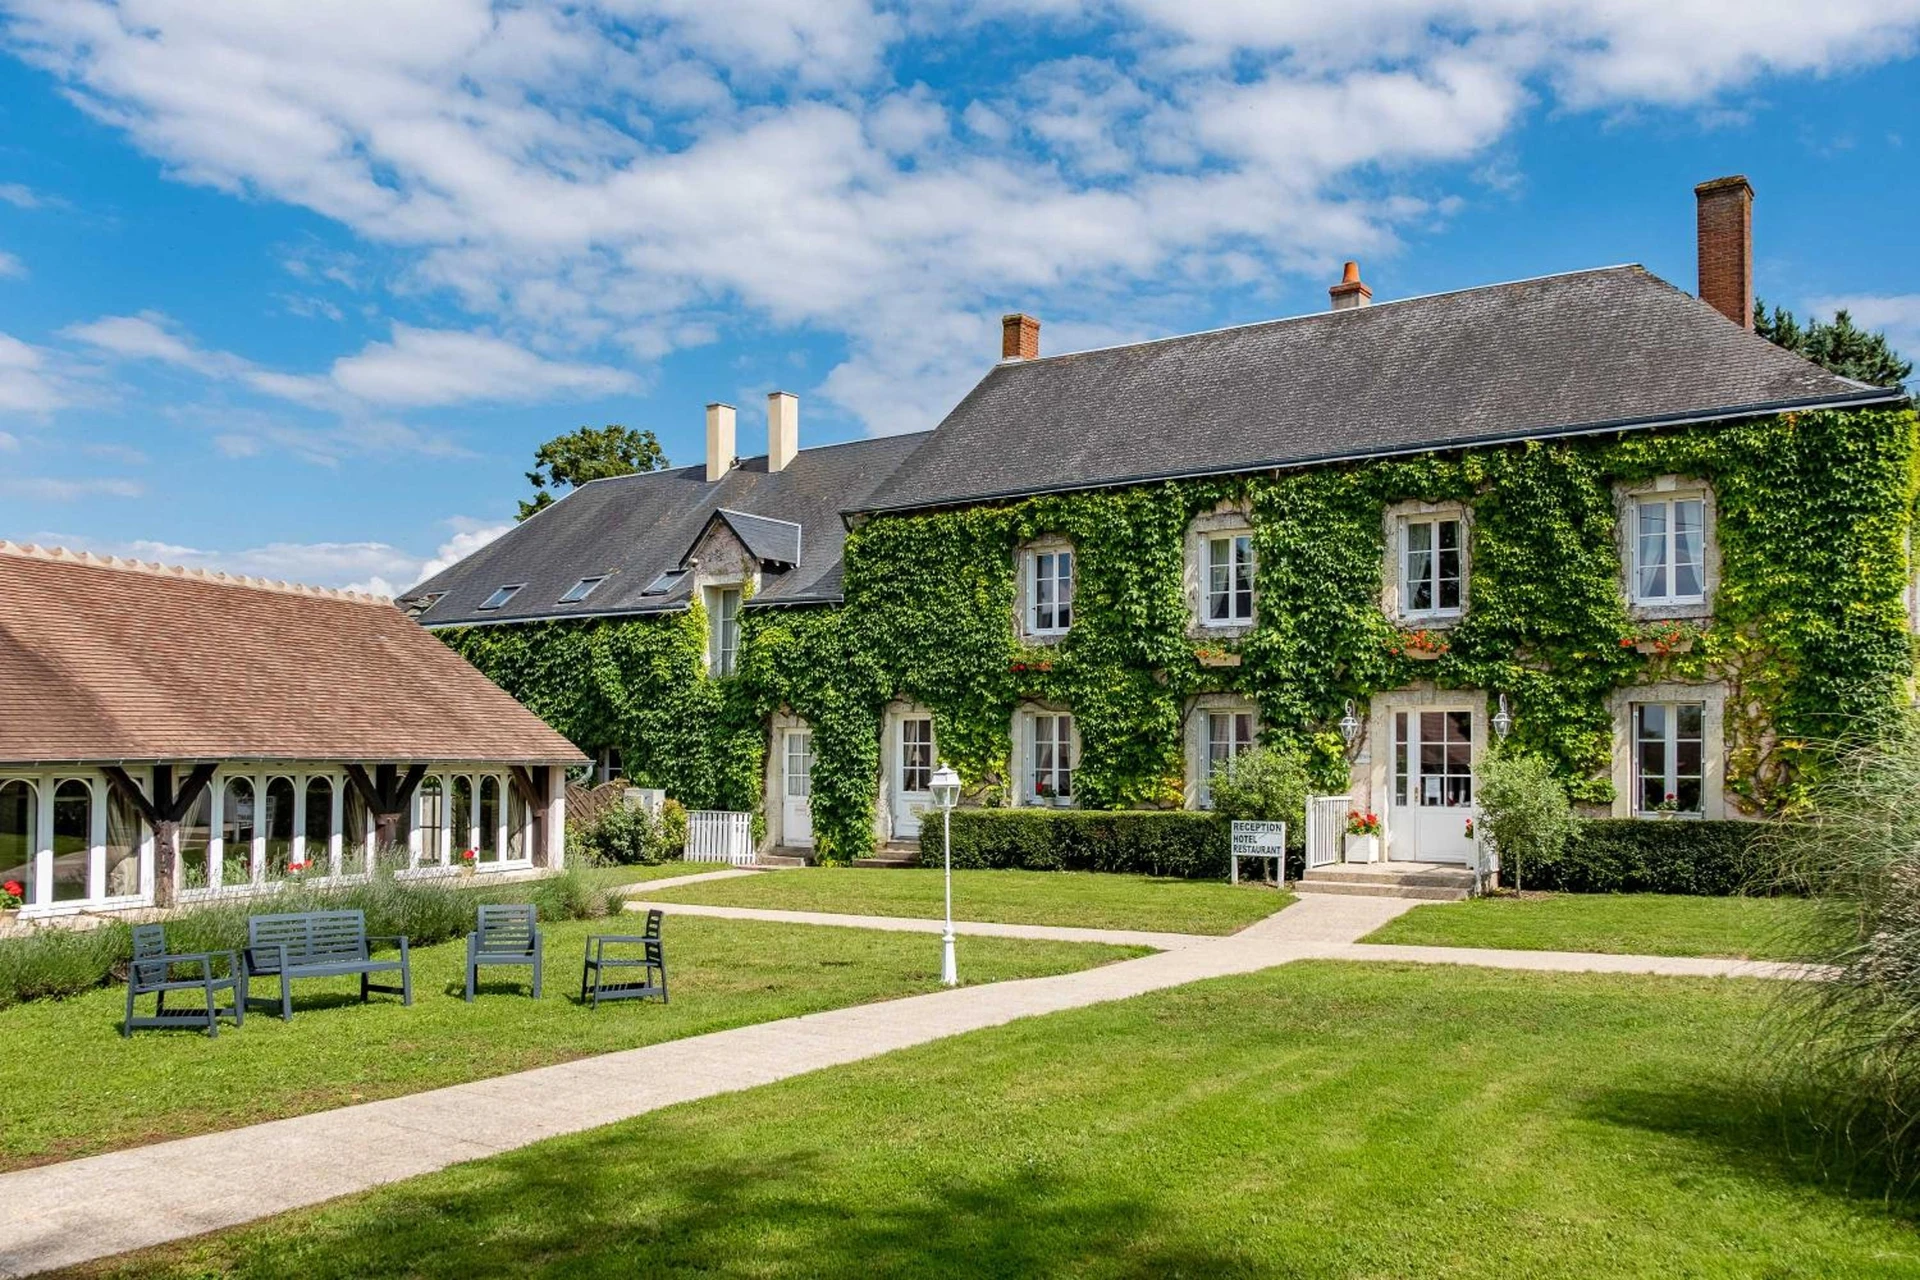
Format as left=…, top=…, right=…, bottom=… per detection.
left=1502, top=819, right=1767, bottom=895
left=919, top=808, right=1232, bottom=879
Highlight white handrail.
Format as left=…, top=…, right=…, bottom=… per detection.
left=1304, top=794, right=1349, bottom=870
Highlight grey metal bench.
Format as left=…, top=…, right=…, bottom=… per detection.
left=580, top=909, right=667, bottom=1007
left=122, top=923, right=245, bottom=1037
left=466, top=904, right=542, bottom=1001
left=244, top=909, right=411, bottom=1021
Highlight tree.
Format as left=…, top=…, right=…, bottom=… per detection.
left=519, top=425, right=668, bottom=520
left=1475, top=750, right=1576, bottom=893
left=1755, top=299, right=1912, bottom=392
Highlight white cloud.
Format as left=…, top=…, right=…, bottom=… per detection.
left=7, top=0, right=1920, bottom=435
left=0, top=430, right=17, bottom=450
left=0, top=332, right=69, bottom=413
left=0, top=182, right=45, bottom=209
left=415, top=517, right=515, bottom=583
left=0, top=251, right=23, bottom=279
left=0, top=476, right=142, bottom=500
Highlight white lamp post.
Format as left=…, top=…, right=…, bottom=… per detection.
left=930, top=762, right=961, bottom=987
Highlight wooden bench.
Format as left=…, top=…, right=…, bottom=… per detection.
left=465, top=904, right=542, bottom=1001
left=244, top=909, right=412, bottom=1021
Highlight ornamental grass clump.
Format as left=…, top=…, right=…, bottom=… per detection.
left=1762, top=718, right=1920, bottom=1180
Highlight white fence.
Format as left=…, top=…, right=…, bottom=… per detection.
left=685, top=810, right=755, bottom=865
left=1303, top=794, right=1350, bottom=871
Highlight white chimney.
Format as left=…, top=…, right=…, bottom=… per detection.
left=767, top=391, right=798, bottom=474
left=705, top=402, right=736, bottom=483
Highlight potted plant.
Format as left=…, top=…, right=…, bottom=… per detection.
left=460, top=847, right=478, bottom=876
left=1194, top=645, right=1242, bottom=669
left=1621, top=621, right=1700, bottom=657
left=0, top=878, right=22, bottom=923
left=1345, top=810, right=1382, bottom=863
left=1389, top=629, right=1450, bottom=661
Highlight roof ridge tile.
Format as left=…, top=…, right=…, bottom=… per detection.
left=0, top=541, right=391, bottom=605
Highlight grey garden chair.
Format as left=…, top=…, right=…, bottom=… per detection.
left=465, top=904, right=543, bottom=1001
left=122, top=923, right=245, bottom=1037
left=580, top=908, right=668, bottom=1007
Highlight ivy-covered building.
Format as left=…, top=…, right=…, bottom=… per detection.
left=406, top=175, right=1916, bottom=866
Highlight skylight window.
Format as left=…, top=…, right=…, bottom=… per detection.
left=404, top=592, right=446, bottom=619
left=641, top=569, right=687, bottom=596
left=559, top=576, right=607, bottom=604
left=477, top=584, right=525, bottom=611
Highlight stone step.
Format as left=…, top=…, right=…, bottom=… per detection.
left=1302, top=867, right=1476, bottom=890
left=1292, top=879, right=1469, bottom=902
left=854, top=843, right=921, bottom=868
left=755, top=851, right=811, bottom=868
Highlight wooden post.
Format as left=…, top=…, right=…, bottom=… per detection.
left=109, top=763, right=215, bottom=907
left=346, top=763, right=426, bottom=862
left=509, top=765, right=554, bottom=868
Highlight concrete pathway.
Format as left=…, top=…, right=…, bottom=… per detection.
left=630, top=900, right=1220, bottom=951
left=0, top=892, right=1805, bottom=1276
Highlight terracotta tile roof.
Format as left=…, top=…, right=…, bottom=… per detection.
left=0, top=543, right=586, bottom=766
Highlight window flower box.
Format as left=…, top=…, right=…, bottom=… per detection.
left=1194, top=647, right=1242, bottom=669
left=1388, top=629, right=1450, bottom=660
left=1621, top=621, right=1701, bottom=657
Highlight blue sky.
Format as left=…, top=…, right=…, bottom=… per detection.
left=1, top=1, right=1916, bottom=595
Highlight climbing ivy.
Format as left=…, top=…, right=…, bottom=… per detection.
left=439, top=407, right=1918, bottom=860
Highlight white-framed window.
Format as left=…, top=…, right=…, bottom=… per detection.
left=1201, top=709, right=1257, bottom=808
left=478, top=584, right=524, bottom=611
left=707, top=585, right=742, bottom=676
left=1632, top=701, right=1705, bottom=816
left=559, top=576, right=606, bottom=603
left=1025, top=547, right=1075, bottom=635
left=406, top=770, right=533, bottom=870
left=1631, top=494, right=1707, bottom=606
left=1022, top=712, right=1076, bottom=805
left=1400, top=515, right=1464, bottom=618
left=1203, top=534, right=1254, bottom=626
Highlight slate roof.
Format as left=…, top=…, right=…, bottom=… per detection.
left=405, top=432, right=927, bottom=628
left=856, top=266, right=1904, bottom=515
left=0, top=544, right=585, bottom=765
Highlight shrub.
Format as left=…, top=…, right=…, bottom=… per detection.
left=1476, top=750, right=1577, bottom=891
left=1506, top=819, right=1765, bottom=894
left=1207, top=746, right=1310, bottom=833
left=0, top=922, right=130, bottom=1008
left=921, top=808, right=1230, bottom=879
left=574, top=799, right=686, bottom=866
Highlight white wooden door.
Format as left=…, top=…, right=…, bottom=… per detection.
left=782, top=729, right=814, bottom=847
left=891, top=716, right=934, bottom=839
left=1388, top=709, right=1476, bottom=864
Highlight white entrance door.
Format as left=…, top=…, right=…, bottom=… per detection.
left=1388, top=708, right=1476, bottom=864
left=891, top=716, right=934, bottom=839
left=782, top=729, right=814, bottom=848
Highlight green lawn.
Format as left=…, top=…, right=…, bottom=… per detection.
left=1361, top=892, right=1824, bottom=960
left=641, top=867, right=1291, bottom=935
left=0, top=916, right=1137, bottom=1171
left=78, top=963, right=1918, bottom=1279
left=586, top=861, right=714, bottom=887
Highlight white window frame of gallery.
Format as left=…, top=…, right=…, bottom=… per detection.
left=1399, top=513, right=1466, bottom=620
left=0, top=770, right=151, bottom=914
left=1023, top=544, right=1075, bottom=636
left=1630, top=701, right=1707, bottom=818
left=179, top=767, right=369, bottom=901
left=1201, top=707, right=1258, bottom=808
left=1017, top=708, right=1078, bottom=806
left=405, top=770, right=534, bottom=874
left=1629, top=490, right=1709, bottom=607
left=1202, top=532, right=1255, bottom=627
left=706, top=583, right=743, bottom=676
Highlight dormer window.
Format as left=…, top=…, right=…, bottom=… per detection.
left=706, top=585, right=741, bottom=676
left=477, top=584, right=524, bottom=611
left=1022, top=545, right=1074, bottom=636
left=559, top=576, right=607, bottom=604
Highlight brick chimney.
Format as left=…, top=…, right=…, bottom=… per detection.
left=766, top=390, right=798, bottom=474
left=1694, top=175, right=1754, bottom=330
left=1001, top=313, right=1040, bottom=361
left=1329, top=261, right=1372, bottom=311
left=705, top=402, right=736, bottom=483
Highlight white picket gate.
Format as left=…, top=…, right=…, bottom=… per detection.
left=685, top=810, right=754, bottom=865
left=1303, top=794, right=1350, bottom=871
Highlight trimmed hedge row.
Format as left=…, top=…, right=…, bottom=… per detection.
left=920, top=808, right=1234, bottom=879
left=1501, top=819, right=1767, bottom=895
